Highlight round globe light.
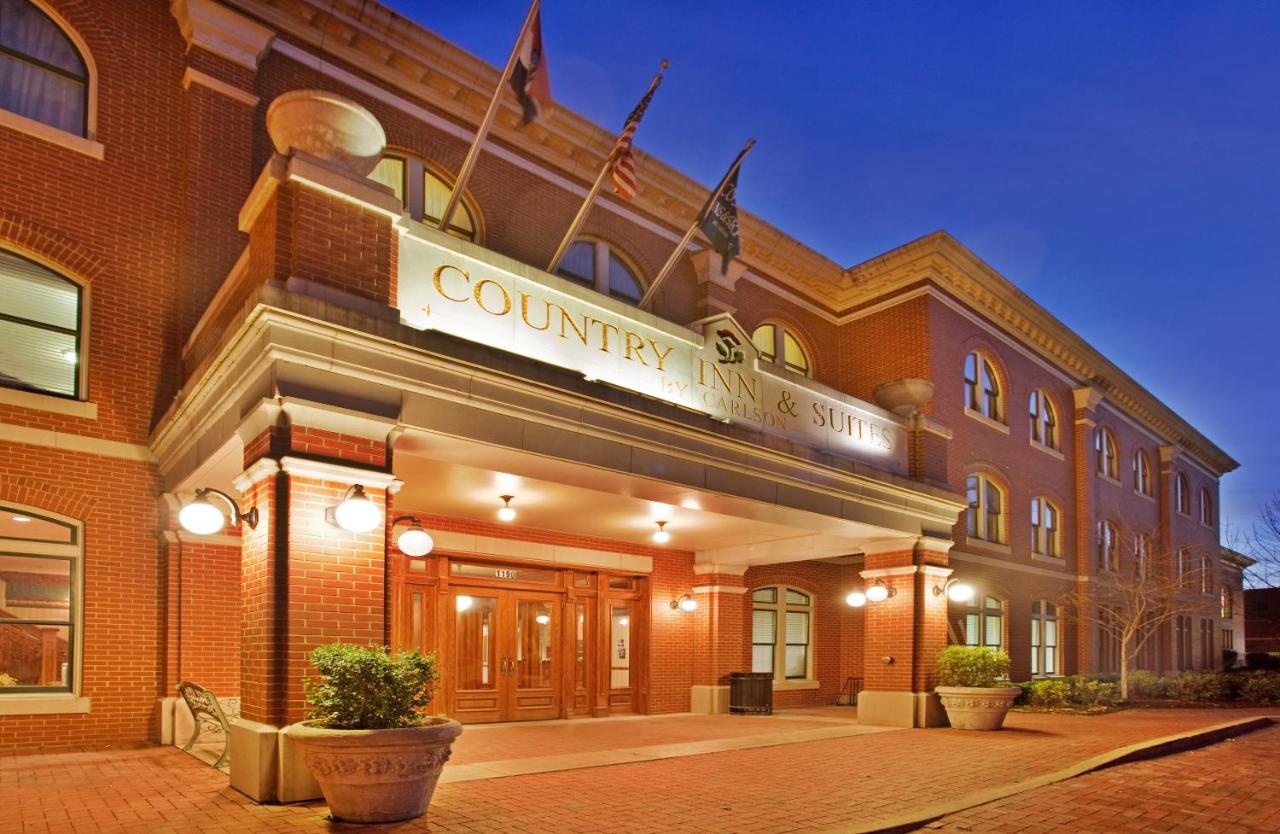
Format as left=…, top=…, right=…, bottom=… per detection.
left=397, top=526, right=434, bottom=557
left=456, top=594, right=473, bottom=612
left=865, top=583, right=890, bottom=603
left=678, top=596, right=698, bottom=612
left=946, top=581, right=975, bottom=603
left=497, top=505, right=517, bottom=522
left=179, top=497, right=225, bottom=535
left=333, top=486, right=380, bottom=533
left=845, top=591, right=867, bottom=608
left=652, top=529, right=670, bottom=544
left=535, top=613, right=551, bottom=625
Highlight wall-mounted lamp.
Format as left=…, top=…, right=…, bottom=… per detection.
left=933, top=579, right=975, bottom=603
left=864, top=579, right=895, bottom=602
left=671, top=593, right=698, bottom=612
left=392, top=516, right=434, bottom=557
left=327, top=484, right=381, bottom=533
left=497, top=495, right=517, bottom=522
left=179, top=488, right=258, bottom=535
left=652, top=520, right=670, bottom=544
left=845, top=591, right=867, bottom=608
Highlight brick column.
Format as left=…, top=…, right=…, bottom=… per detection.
left=1157, top=445, right=1178, bottom=673
left=907, top=415, right=952, bottom=487
left=857, top=537, right=953, bottom=728
left=1071, top=386, right=1102, bottom=675
left=689, top=250, right=745, bottom=321
left=689, top=564, right=748, bottom=713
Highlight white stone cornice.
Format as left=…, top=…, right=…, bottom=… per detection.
left=172, top=0, right=274, bottom=71
left=693, top=585, right=748, bottom=595
left=1073, top=386, right=1103, bottom=412
left=859, top=565, right=919, bottom=579
left=233, top=457, right=281, bottom=492
left=161, top=529, right=242, bottom=547
left=693, top=563, right=749, bottom=576
left=0, top=420, right=155, bottom=463
left=916, top=536, right=956, bottom=557
left=278, top=455, right=400, bottom=490
left=860, top=537, right=921, bottom=557
left=181, top=66, right=259, bottom=106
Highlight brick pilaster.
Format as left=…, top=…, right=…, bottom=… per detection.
left=1071, top=386, right=1102, bottom=675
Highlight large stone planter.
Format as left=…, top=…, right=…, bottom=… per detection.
left=935, top=686, right=1021, bottom=730
left=265, top=89, right=386, bottom=177
left=290, top=717, right=463, bottom=823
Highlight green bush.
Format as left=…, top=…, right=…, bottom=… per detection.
left=1072, top=678, right=1120, bottom=707
left=1009, top=680, right=1034, bottom=705
left=1129, top=669, right=1176, bottom=699
left=1029, top=678, right=1071, bottom=708
left=936, top=645, right=1011, bottom=687
left=305, top=643, right=439, bottom=730
left=1241, top=672, right=1280, bottom=704
left=1174, top=670, right=1235, bottom=702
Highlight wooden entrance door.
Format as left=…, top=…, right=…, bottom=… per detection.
left=452, top=588, right=561, bottom=723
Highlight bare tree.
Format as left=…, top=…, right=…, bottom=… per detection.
left=1244, top=490, right=1280, bottom=588
left=1065, top=522, right=1218, bottom=700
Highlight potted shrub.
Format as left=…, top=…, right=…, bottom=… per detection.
left=290, top=643, right=461, bottom=823
left=935, top=645, right=1020, bottom=730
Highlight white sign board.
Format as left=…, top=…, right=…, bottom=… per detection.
left=398, top=229, right=906, bottom=471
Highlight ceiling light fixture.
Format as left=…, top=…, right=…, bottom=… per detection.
left=327, top=484, right=381, bottom=534
left=12, top=515, right=31, bottom=523
left=178, top=488, right=259, bottom=535
left=392, top=516, right=434, bottom=557
left=652, top=520, right=670, bottom=544
left=497, top=495, right=516, bottom=522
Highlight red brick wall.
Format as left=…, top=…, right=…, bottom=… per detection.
left=167, top=539, right=240, bottom=696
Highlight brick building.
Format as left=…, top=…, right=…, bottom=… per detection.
left=0, top=0, right=1244, bottom=801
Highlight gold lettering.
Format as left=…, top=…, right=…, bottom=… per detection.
left=559, top=307, right=589, bottom=346
left=590, top=319, right=620, bottom=353
left=732, top=370, right=760, bottom=403
left=473, top=279, right=512, bottom=316
left=649, top=339, right=675, bottom=372
left=433, top=264, right=471, bottom=303
left=624, top=331, right=649, bottom=365
left=519, top=292, right=551, bottom=331
left=812, top=401, right=826, bottom=428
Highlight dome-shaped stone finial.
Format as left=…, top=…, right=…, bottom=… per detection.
left=265, top=90, right=386, bottom=177
left=874, top=378, right=935, bottom=417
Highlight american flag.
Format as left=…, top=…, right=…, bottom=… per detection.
left=609, top=66, right=666, bottom=200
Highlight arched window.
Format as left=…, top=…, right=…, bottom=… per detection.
left=1094, top=427, right=1118, bottom=479
left=1199, top=488, right=1213, bottom=526
left=750, top=586, right=812, bottom=682
left=1200, top=554, right=1213, bottom=594
left=0, top=503, right=81, bottom=693
left=1178, top=547, right=1191, bottom=588
left=965, top=473, right=1005, bottom=544
left=964, top=351, right=1003, bottom=421
left=1175, top=474, right=1190, bottom=515
left=557, top=238, right=644, bottom=304
left=0, top=0, right=89, bottom=136
left=0, top=248, right=83, bottom=398
left=960, top=594, right=1004, bottom=653
left=1134, top=533, right=1152, bottom=579
left=1031, top=601, right=1059, bottom=677
left=1133, top=450, right=1152, bottom=495
left=1030, top=496, right=1060, bottom=558
left=1097, top=520, right=1119, bottom=571
left=368, top=154, right=480, bottom=242
left=751, top=323, right=811, bottom=376
left=1028, top=389, right=1058, bottom=449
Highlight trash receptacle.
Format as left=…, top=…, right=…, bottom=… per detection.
left=729, top=671, right=773, bottom=714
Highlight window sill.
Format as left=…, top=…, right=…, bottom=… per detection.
left=0, top=694, right=91, bottom=715
left=1030, top=440, right=1064, bottom=460
left=1134, top=489, right=1156, bottom=504
left=773, top=679, right=820, bottom=691
left=965, top=539, right=1012, bottom=556
left=1097, top=474, right=1123, bottom=488
left=963, top=408, right=1010, bottom=435
left=0, top=109, right=103, bottom=160
left=1030, top=552, right=1067, bottom=566
left=0, top=387, right=97, bottom=420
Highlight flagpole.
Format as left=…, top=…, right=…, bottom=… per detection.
left=438, top=0, right=541, bottom=233
left=639, top=137, right=756, bottom=310
left=546, top=60, right=668, bottom=275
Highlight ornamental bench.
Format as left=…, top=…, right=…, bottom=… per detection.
left=175, top=681, right=239, bottom=769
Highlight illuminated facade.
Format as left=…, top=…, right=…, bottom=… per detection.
left=0, top=0, right=1243, bottom=800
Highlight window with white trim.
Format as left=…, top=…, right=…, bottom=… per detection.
left=1097, top=520, right=1119, bottom=571
left=962, top=595, right=1005, bottom=653
left=1094, top=427, right=1118, bottom=479
left=1175, top=474, right=1190, bottom=515
left=751, top=586, right=812, bottom=681
left=368, top=154, right=480, bottom=241
left=1200, top=488, right=1214, bottom=526
left=1030, top=496, right=1060, bottom=557
left=1133, top=450, right=1152, bottom=495
left=0, top=248, right=83, bottom=398
left=0, top=504, right=80, bottom=693
left=0, top=0, right=88, bottom=136
left=1031, top=600, right=1059, bottom=677
left=558, top=238, right=644, bottom=304
left=1134, top=533, right=1152, bottom=579
left=965, top=473, right=1005, bottom=544
left=964, top=351, right=1003, bottom=421
left=1178, top=547, right=1191, bottom=588
left=1200, top=554, right=1213, bottom=594
left=1028, top=389, right=1058, bottom=449
left=751, top=323, right=811, bottom=376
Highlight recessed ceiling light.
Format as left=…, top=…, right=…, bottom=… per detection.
left=12, top=515, right=31, bottom=523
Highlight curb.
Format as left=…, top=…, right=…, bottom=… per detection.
left=825, top=714, right=1278, bottom=834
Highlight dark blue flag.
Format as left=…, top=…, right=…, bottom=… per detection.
left=698, top=162, right=743, bottom=274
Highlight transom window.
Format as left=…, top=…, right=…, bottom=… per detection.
left=558, top=238, right=644, bottom=304
left=965, top=473, right=1005, bottom=544
left=368, top=154, right=480, bottom=241
left=0, top=0, right=88, bottom=136
left=751, top=323, right=811, bottom=376
left=1030, top=497, right=1059, bottom=558
left=962, top=595, right=1005, bottom=653
left=1175, top=474, right=1190, bottom=515
left=1200, top=488, right=1214, bottom=526
left=0, top=504, right=80, bottom=693
left=1031, top=600, right=1059, bottom=677
left=751, top=586, right=812, bottom=682
left=1097, top=520, right=1119, bottom=571
left=0, top=248, right=82, bottom=398
left=1133, top=450, right=1152, bottom=496
left=1028, top=389, right=1058, bottom=449
left=1094, top=427, right=1118, bottom=479
left=964, top=351, right=1003, bottom=421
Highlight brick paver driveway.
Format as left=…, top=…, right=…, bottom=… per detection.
left=1, top=708, right=1274, bottom=833
left=923, top=723, right=1280, bottom=834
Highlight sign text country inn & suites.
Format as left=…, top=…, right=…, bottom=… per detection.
left=399, top=228, right=903, bottom=465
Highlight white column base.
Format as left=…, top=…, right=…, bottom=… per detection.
left=229, top=719, right=280, bottom=801
left=154, top=696, right=178, bottom=744
left=690, top=684, right=730, bottom=714
left=856, top=690, right=947, bottom=728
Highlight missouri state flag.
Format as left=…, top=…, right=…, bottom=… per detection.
left=509, top=9, right=551, bottom=125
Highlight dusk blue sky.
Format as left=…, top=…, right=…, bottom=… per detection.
left=385, top=1, right=1279, bottom=542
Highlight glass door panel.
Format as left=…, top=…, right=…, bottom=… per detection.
left=515, top=599, right=554, bottom=689
left=506, top=594, right=560, bottom=721
left=453, top=592, right=502, bottom=722
left=609, top=606, right=631, bottom=698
